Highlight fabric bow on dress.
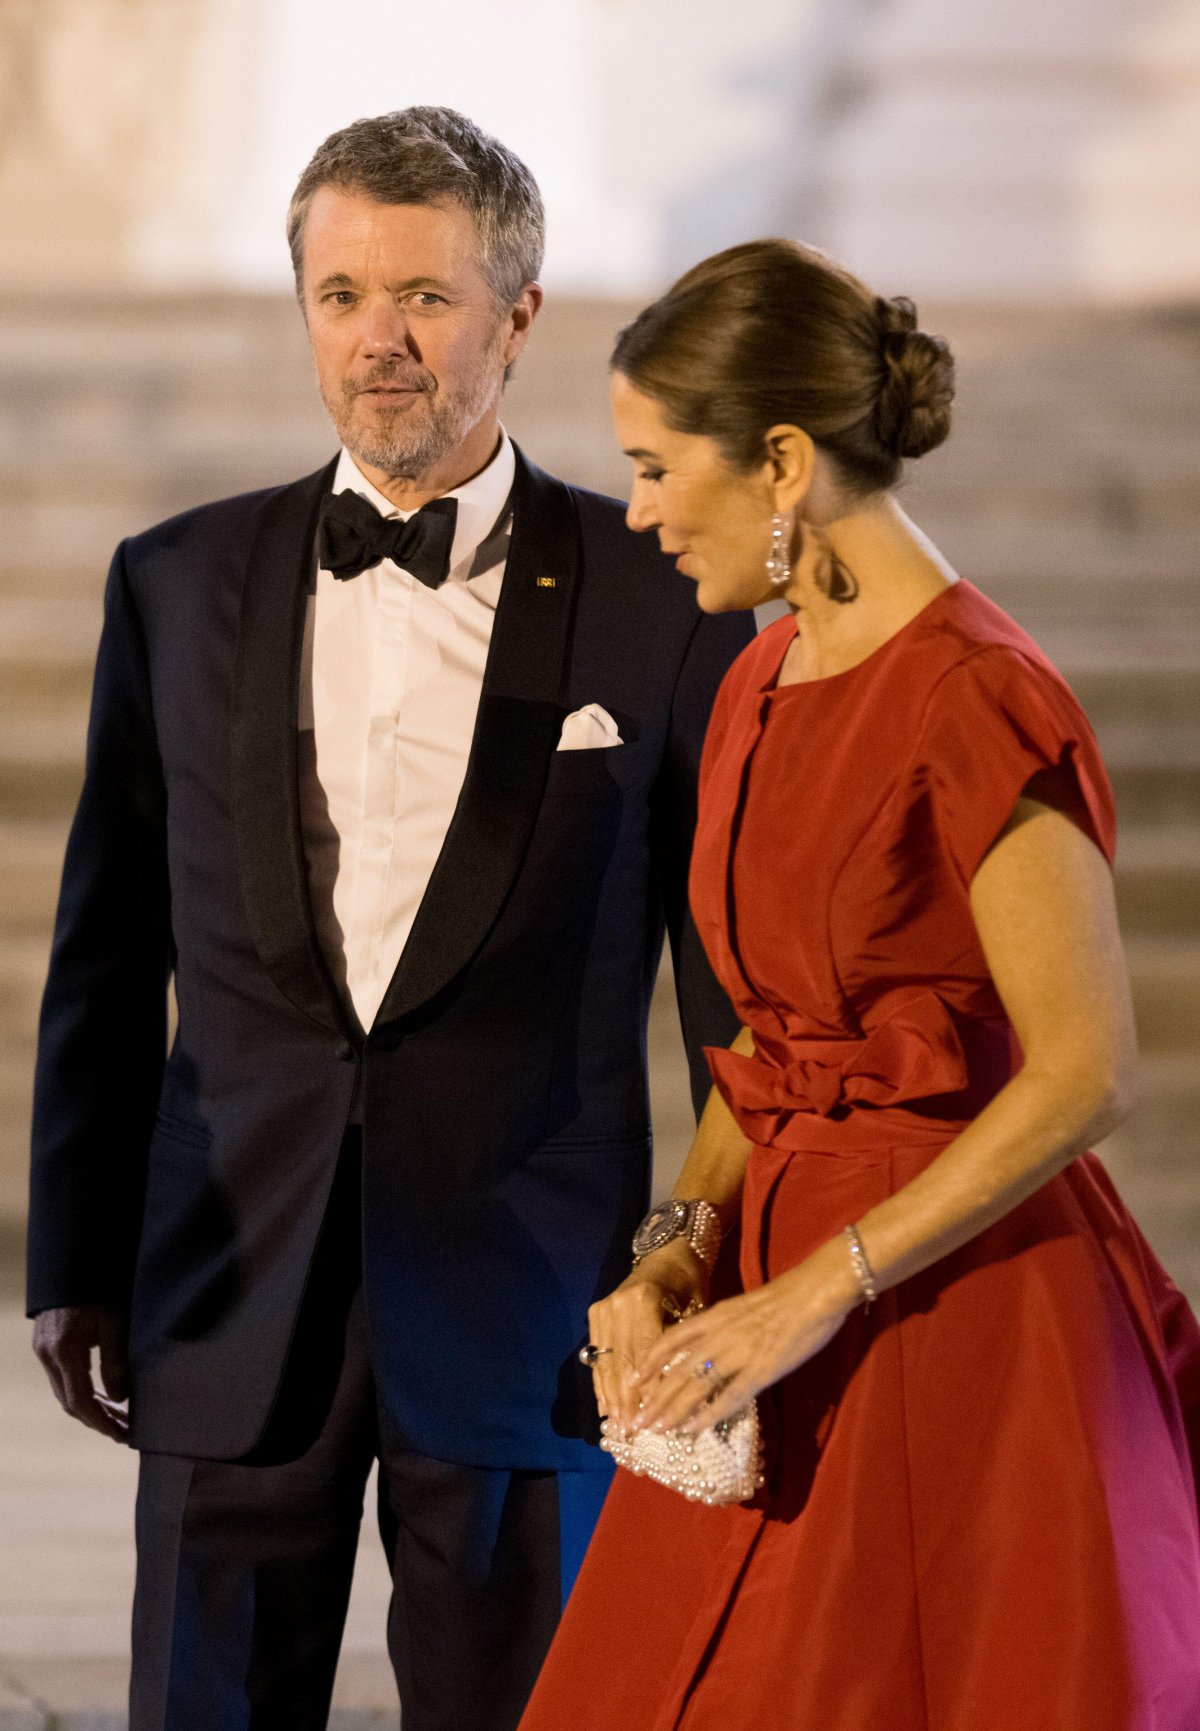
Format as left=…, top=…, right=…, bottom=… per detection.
left=705, top=990, right=971, bottom=1152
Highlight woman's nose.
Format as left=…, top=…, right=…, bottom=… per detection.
left=625, top=488, right=660, bottom=534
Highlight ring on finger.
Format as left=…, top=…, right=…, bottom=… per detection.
left=578, top=1343, right=614, bottom=1367
left=659, top=1348, right=691, bottom=1377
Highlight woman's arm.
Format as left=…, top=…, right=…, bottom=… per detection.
left=630, top=797, right=1137, bottom=1435
left=585, top=1025, right=755, bottom=1430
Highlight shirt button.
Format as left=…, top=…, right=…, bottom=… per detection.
left=335, top=1041, right=355, bottom=1062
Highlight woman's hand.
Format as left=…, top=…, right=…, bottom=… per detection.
left=585, top=1241, right=711, bottom=1433
left=628, top=1237, right=860, bottom=1435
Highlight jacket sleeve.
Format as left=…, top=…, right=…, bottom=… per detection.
left=651, top=607, right=756, bottom=1118
left=26, top=540, right=171, bottom=1316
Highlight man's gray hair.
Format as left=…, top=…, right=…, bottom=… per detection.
left=287, top=107, right=545, bottom=308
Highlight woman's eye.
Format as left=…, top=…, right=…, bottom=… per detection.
left=637, top=469, right=665, bottom=483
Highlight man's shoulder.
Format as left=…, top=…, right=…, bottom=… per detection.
left=513, top=448, right=652, bottom=553
left=122, top=461, right=335, bottom=566
left=562, top=477, right=648, bottom=551
left=543, top=471, right=684, bottom=585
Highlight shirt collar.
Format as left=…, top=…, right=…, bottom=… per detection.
left=332, top=432, right=516, bottom=580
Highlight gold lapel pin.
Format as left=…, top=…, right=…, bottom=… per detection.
left=536, top=576, right=557, bottom=589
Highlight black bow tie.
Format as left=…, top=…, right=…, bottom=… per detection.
left=318, top=489, right=459, bottom=588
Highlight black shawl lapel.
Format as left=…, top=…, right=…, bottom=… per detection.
left=231, top=457, right=354, bottom=1041
left=374, top=447, right=580, bottom=1027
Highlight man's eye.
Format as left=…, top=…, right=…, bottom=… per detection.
left=411, top=293, right=446, bottom=307
left=326, top=291, right=356, bottom=306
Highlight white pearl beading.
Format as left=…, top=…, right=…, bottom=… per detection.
left=600, top=1402, right=764, bottom=1506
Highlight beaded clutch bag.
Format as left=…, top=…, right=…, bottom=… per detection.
left=599, top=1399, right=764, bottom=1506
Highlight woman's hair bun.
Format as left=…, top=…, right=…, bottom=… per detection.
left=874, top=294, right=955, bottom=462
left=611, top=241, right=957, bottom=496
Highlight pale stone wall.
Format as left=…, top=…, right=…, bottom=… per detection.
left=0, top=0, right=267, bottom=286
left=0, top=0, right=814, bottom=295
left=792, top=0, right=1200, bottom=302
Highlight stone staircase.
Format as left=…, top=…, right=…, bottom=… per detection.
left=1, top=292, right=1198, bottom=1300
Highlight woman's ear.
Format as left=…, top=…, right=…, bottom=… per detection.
left=763, top=424, right=815, bottom=514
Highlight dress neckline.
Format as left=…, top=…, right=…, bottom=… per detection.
left=764, top=578, right=966, bottom=696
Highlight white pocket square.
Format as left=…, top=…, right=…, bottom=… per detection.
left=555, top=703, right=624, bottom=751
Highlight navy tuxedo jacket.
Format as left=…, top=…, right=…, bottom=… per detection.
left=27, top=446, right=752, bottom=1469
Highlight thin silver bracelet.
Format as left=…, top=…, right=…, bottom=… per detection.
left=842, top=1223, right=878, bottom=1306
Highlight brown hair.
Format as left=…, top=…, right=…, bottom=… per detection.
left=611, top=239, right=954, bottom=495
left=287, top=107, right=545, bottom=310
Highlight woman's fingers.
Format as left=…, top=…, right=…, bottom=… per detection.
left=611, top=1322, right=668, bottom=1433
left=583, top=1301, right=617, bottom=1419
left=628, top=1299, right=761, bottom=1433
left=633, top=1346, right=745, bottom=1435
left=587, top=1284, right=670, bottom=1432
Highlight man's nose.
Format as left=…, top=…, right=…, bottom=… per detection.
left=360, top=299, right=414, bottom=358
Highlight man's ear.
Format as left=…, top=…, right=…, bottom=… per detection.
left=763, top=424, right=815, bottom=515
left=503, top=283, right=544, bottom=369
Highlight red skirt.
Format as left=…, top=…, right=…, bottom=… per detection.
left=520, top=1130, right=1200, bottom=1731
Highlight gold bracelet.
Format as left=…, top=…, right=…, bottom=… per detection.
left=842, top=1222, right=878, bottom=1306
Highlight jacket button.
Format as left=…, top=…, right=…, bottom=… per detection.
left=335, top=1040, right=355, bottom=1062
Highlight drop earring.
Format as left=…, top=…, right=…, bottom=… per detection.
left=766, top=511, right=792, bottom=588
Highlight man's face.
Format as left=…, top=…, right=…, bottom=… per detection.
left=301, top=187, right=520, bottom=482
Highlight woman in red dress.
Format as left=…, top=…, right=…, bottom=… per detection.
left=518, top=241, right=1200, bottom=1731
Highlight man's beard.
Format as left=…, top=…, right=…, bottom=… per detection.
left=325, top=342, right=504, bottom=482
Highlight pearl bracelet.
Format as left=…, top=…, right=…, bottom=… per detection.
left=842, top=1222, right=879, bottom=1306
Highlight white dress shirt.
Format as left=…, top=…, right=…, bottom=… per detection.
left=298, top=433, right=516, bottom=1034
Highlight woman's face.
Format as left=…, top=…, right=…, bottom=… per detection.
left=610, top=372, right=779, bottom=613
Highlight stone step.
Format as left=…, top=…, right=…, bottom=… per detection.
left=0, top=763, right=82, bottom=824
left=1068, top=667, right=1200, bottom=726
left=0, top=938, right=47, bottom=1054
left=1109, top=770, right=1200, bottom=834
left=0, top=596, right=103, bottom=664
left=1105, top=1052, right=1200, bottom=1172
left=1103, top=1052, right=1200, bottom=1301
left=0, top=1659, right=398, bottom=1731
left=1113, top=828, right=1200, bottom=937
left=0, top=823, right=66, bottom=935
left=1125, top=939, right=1200, bottom=1053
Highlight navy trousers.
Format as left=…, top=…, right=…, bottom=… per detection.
left=129, top=1138, right=611, bottom=1731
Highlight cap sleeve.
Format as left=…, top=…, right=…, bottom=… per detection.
left=923, top=647, right=1117, bottom=885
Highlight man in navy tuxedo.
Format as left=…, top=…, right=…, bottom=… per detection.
left=27, top=107, right=750, bottom=1731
